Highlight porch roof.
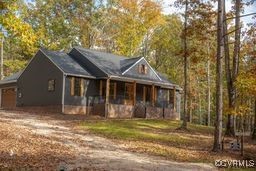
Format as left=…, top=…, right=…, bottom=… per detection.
left=109, top=75, right=181, bottom=90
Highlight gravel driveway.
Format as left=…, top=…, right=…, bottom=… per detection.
left=0, top=110, right=216, bottom=171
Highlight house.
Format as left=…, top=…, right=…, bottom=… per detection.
left=0, top=47, right=181, bottom=119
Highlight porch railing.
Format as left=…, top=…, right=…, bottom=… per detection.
left=87, top=95, right=174, bottom=109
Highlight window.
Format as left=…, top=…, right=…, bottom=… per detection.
left=70, top=77, right=84, bottom=96
left=138, top=64, right=148, bottom=74
left=48, top=79, right=55, bottom=91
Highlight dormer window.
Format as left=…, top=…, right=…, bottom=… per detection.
left=139, top=64, right=147, bottom=74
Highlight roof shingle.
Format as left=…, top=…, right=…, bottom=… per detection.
left=41, top=48, right=94, bottom=77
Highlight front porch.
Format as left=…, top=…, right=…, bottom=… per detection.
left=89, top=79, right=180, bottom=119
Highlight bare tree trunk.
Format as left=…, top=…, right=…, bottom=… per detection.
left=189, top=98, right=193, bottom=122
left=181, top=0, right=189, bottom=129
left=0, top=7, right=3, bottom=80
left=199, top=90, right=202, bottom=124
left=0, top=37, right=3, bottom=80
left=207, top=44, right=211, bottom=126
left=87, top=0, right=94, bottom=49
left=213, top=0, right=223, bottom=152
left=223, top=0, right=233, bottom=136
left=252, top=100, right=256, bottom=140
left=223, top=0, right=241, bottom=137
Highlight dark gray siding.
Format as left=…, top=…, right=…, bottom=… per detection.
left=64, top=76, right=99, bottom=106
left=17, top=50, right=63, bottom=106
left=124, top=59, right=160, bottom=81
left=69, top=49, right=107, bottom=77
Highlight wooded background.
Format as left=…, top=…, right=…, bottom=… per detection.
left=0, top=0, right=255, bottom=147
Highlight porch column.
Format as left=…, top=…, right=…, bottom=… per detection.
left=173, top=87, right=176, bottom=112
left=143, top=86, right=146, bottom=103
left=61, top=74, right=66, bottom=114
left=99, top=80, right=102, bottom=96
left=151, top=84, right=155, bottom=107
left=105, top=79, right=110, bottom=118
left=133, top=81, right=136, bottom=106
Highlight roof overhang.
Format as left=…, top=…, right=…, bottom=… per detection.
left=0, top=80, right=17, bottom=85
left=64, top=73, right=96, bottom=79
left=109, top=75, right=179, bottom=89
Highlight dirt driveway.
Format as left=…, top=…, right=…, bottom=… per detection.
left=0, top=110, right=216, bottom=171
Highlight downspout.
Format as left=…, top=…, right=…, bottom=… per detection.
left=62, top=74, right=66, bottom=113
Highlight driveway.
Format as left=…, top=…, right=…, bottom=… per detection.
left=0, top=110, right=216, bottom=171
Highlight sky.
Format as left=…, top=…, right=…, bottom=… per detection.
left=162, top=0, right=256, bottom=27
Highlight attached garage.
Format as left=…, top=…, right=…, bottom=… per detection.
left=1, top=88, right=16, bottom=108
left=0, top=71, right=21, bottom=109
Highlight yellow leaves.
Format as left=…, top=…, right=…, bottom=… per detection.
left=4, top=59, right=27, bottom=76
left=0, top=1, right=38, bottom=57
left=110, top=0, right=163, bottom=56
left=236, top=72, right=256, bottom=96
left=224, top=104, right=252, bottom=116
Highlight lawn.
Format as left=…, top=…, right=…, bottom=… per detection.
left=79, top=119, right=256, bottom=164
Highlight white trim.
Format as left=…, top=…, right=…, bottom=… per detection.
left=0, top=80, right=17, bottom=84
left=62, top=74, right=65, bottom=113
left=73, top=47, right=109, bottom=77
left=143, top=58, right=162, bottom=81
left=65, top=73, right=95, bottom=79
left=121, top=57, right=162, bottom=81
left=121, top=57, right=144, bottom=75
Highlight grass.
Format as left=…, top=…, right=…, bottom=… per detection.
left=79, top=119, right=256, bottom=164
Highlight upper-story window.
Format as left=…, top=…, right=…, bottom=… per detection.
left=48, top=79, right=55, bottom=91
left=138, top=64, right=148, bottom=74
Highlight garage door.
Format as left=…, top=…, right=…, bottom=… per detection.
left=1, top=88, right=16, bottom=108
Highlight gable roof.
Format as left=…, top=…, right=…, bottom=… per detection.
left=40, top=48, right=94, bottom=78
left=73, top=47, right=167, bottom=83
left=74, top=46, right=126, bottom=75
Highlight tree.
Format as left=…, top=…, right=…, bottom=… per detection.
left=0, top=0, right=38, bottom=58
left=223, top=0, right=242, bottom=137
left=236, top=22, right=256, bottom=139
left=179, top=0, right=189, bottom=129
left=207, top=43, right=211, bottom=126
left=213, top=0, right=224, bottom=152
left=253, top=100, right=256, bottom=140
left=104, top=0, right=163, bottom=56
left=174, top=0, right=216, bottom=126
left=147, top=14, right=183, bottom=82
